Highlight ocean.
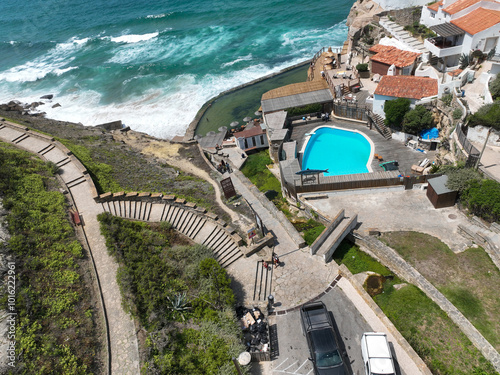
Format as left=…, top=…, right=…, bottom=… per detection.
left=0, top=0, right=353, bottom=139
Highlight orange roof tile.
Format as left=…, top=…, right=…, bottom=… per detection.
left=451, top=7, right=500, bottom=35
left=443, top=0, right=481, bottom=14
left=374, top=76, right=438, bottom=99
left=427, top=0, right=443, bottom=11
left=369, top=45, right=421, bottom=68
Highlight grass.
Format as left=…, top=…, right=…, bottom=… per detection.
left=380, top=231, right=500, bottom=352
left=240, top=150, right=282, bottom=194
left=0, top=142, right=100, bottom=374
left=334, top=240, right=498, bottom=375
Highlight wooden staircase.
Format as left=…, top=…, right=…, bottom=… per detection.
left=369, top=112, right=392, bottom=140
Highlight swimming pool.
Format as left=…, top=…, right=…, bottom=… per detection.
left=301, top=126, right=374, bottom=176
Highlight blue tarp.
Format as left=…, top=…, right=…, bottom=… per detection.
left=420, top=127, right=439, bottom=140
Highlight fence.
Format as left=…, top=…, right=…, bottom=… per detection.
left=456, top=123, right=480, bottom=167
left=283, top=172, right=440, bottom=199
left=333, top=102, right=368, bottom=121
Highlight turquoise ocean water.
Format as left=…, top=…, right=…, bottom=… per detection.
left=0, top=0, right=353, bottom=139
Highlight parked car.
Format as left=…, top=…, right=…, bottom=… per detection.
left=360, top=332, right=396, bottom=375
left=300, top=301, right=348, bottom=375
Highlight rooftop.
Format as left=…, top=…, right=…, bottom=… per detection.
left=262, top=80, right=329, bottom=101
left=427, top=0, right=443, bottom=11
left=374, top=76, right=438, bottom=100
left=233, top=125, right=265, bottom=139
left=443, top=0, right=482, bottom=14
left=369, top=45, right=421, bottom=68
left=451, top=7, right=500, bottom=35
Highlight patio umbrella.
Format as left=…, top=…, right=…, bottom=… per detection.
left=254, top=110, right=262, bottom=116
left=230, top=121, right=239, bottom=127
left=218, top=126, right=228, bottom=132
left=243, top=116, right=252, bottom=122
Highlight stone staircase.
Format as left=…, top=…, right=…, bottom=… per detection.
left=100, top=199, right=243, bottom=268
left=310, top=209, right=358, bottom=262
left=378, top=16, right=429, bottom=55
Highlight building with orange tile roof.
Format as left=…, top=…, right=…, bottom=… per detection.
left=421, top=0, right=500, bottom=70
left=373, top=76, right=438, bottom=117
left=369, top=45, right=421, bottom=76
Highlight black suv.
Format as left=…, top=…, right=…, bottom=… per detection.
left=300, top=301, right=348, bottom=375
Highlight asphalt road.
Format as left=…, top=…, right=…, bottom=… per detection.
left=270, top=284, right=406, bottom=375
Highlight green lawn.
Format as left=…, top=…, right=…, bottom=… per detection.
left=334, top=240, right=498, bottom=375
left=380, top=231, right=500, bottom=352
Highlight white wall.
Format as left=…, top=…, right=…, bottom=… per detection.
left=373, top=94, right=418, bottom=117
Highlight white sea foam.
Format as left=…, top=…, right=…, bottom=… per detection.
left=221, top=54, right=253, bottom=68
left=110, top=32, right=159, bottom=44
left=145, top=13, right=170, bottom=19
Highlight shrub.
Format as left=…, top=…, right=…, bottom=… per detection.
left=459, top=53, right=470, bottom=69
left=441, top=93, right=453, bottom=107
left=356, top=63, right=369, bottom=72
left=453, top=108, right=463, bottom=120
left=444, top=167, right=482, bottom=193
left=384, top=98, right=411, bottom=129
left=468, top=102, right=500, bottom=130
left=489, top=73, right=500, bottom=100
left=287, top=103, right=322, bottom=116
left=402, top=105, right=434, bottom=135
left=461, top=179, right=500, bottom=222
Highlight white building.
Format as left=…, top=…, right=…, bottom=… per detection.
left=373, top=75, right=439, bottom=117
left=421, top=0, right=500, bottom=68
left=372, top=0, right=430, bottom=11
left=233, top=125, right=269, bottom=152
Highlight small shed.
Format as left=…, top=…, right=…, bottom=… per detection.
left=426, top=175, right=457, bottom=208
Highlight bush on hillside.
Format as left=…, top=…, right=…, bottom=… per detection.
left=384, top=98, right=411, bottom=129
left=461, top=179, right=500, bottom=222
left=402, top=105, right=434, bottom=135
left=468, top=102, right=500, bottom=131
left=489, top=73, right=500, bottom=100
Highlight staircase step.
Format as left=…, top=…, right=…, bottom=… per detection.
left=39, top=144, right=55, bottom=155
left=66, top=175, right=86, bottom=188
left=172, top=207, right=186, bottom=228
left=193, top=221, right=217, bottom=244
left=179, top=212, right=194, bottom=233
left=165, top=205, right=179, bottom=224
left=204, top=227, right=225, bottom=248
left=188, top=215, right=205, bottom=238
left=175, top=209, right=190, bottom=230
left=220, top=248, right=243, bottom=268
left=180, top=213, right=197, bottom=235
left=13, top=133, right=29, bottom=144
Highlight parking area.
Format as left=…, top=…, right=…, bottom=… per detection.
left=270, top=284, right=406, bottom=375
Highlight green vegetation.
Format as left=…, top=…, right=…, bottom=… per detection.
left=402, top=105, right=434, bottom=135
left=462, top=179, right=500, bottom=222
left=459, top=53, right=471, bottom=69
left=287, top=103, right=322, bottom=117
left=334, top=239, right=498, bottom=375
left=355, top=63, right=369, bottom=72
left=440, top=93, right=453, bottom=107
left=384, top=98, right=411, bottom=129
left=453, top=108, right=463, bottom=120
left=293, top=219, right=325, bottom=246
left=489, top=73, right=500, bottom=100
left=57, top=137, right=121, bottom=193
left=443, top=166, right=482, bottom=193
left=468, top=102, right=500, bottom=130
left=0, top=142, right=98, bottom=374
left=403, top=22, right=436, bottom=39
left=98, top=214, right=245, bottom=374
left=380, top=231, right=500, bottom=351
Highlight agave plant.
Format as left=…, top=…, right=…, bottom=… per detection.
left=167, top=292, right=191, bottom=321
left=459, top=53, right=470, bottom=69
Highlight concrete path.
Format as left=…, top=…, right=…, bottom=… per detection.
left=0, top=121, right=140, bottom=374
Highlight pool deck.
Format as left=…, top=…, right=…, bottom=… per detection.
left=289, top=119, right=436, bottom=176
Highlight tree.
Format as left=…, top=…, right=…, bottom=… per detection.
left=444, top=166, right=482, bottom=193
left=402, top=105, right=434, bottom=135
left=384, top=98, right=411, bottom=129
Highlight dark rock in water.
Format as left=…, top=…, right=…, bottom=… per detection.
left=31, top=112, right=46, bottom=117
left=40, top=94, right=53, bottom=100
left=0, top=104, right=9, bottom=111
left=52, top=103, right=61, bottom=108
left=31, top=102, right=40, bottom=108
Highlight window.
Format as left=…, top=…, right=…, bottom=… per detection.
left=431, top=12, right=435, bottom=18
left=260, top=135, right=264, bottom=145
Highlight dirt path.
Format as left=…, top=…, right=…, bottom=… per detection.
left=112, top=131, right=247, bottom=227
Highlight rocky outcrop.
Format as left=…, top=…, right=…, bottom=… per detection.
left=40, top=94, right=53, bottom=100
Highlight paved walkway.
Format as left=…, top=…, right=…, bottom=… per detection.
left=0, top=121, right=140, bottom=374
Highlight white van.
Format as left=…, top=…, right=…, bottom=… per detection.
left=361, top=332, right=396, bottom=375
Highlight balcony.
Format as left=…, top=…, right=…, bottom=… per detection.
left=425, top=38, right=464, bottom=58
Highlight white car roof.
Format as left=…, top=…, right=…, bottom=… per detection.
left=365, top=333, right=391, bottom=358
left=370, top=358, right=395, bottom=374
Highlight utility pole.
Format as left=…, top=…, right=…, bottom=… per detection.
left=475, top=128, right=492, bottom=170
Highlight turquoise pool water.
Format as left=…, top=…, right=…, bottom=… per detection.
left=301, top=127, right=373, bottom=176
